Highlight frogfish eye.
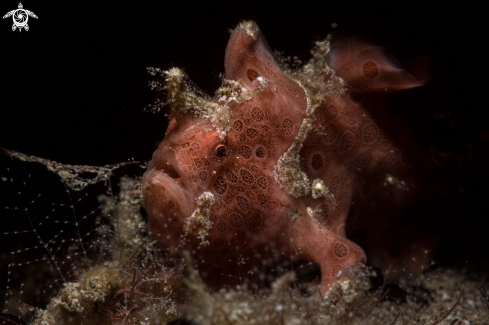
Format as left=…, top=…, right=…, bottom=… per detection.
left=215, top=145, right=226, bottom=158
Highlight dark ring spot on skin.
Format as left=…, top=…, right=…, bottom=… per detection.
left=255, top=146, right=266, bottom=158
left=363, top=61, right=379, bottom=78
left=247, top=68, right=259, bottom=81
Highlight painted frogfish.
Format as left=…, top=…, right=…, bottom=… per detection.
left=142, top=21, right=425, bottom=292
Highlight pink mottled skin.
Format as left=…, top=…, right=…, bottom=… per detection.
left=142, top=22, right=426, bottom=292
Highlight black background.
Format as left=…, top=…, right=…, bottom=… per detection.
left=0, top=0, right=487, bottom=308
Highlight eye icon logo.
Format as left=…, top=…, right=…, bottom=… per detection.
left=3, top=3, right=38, bottom=32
